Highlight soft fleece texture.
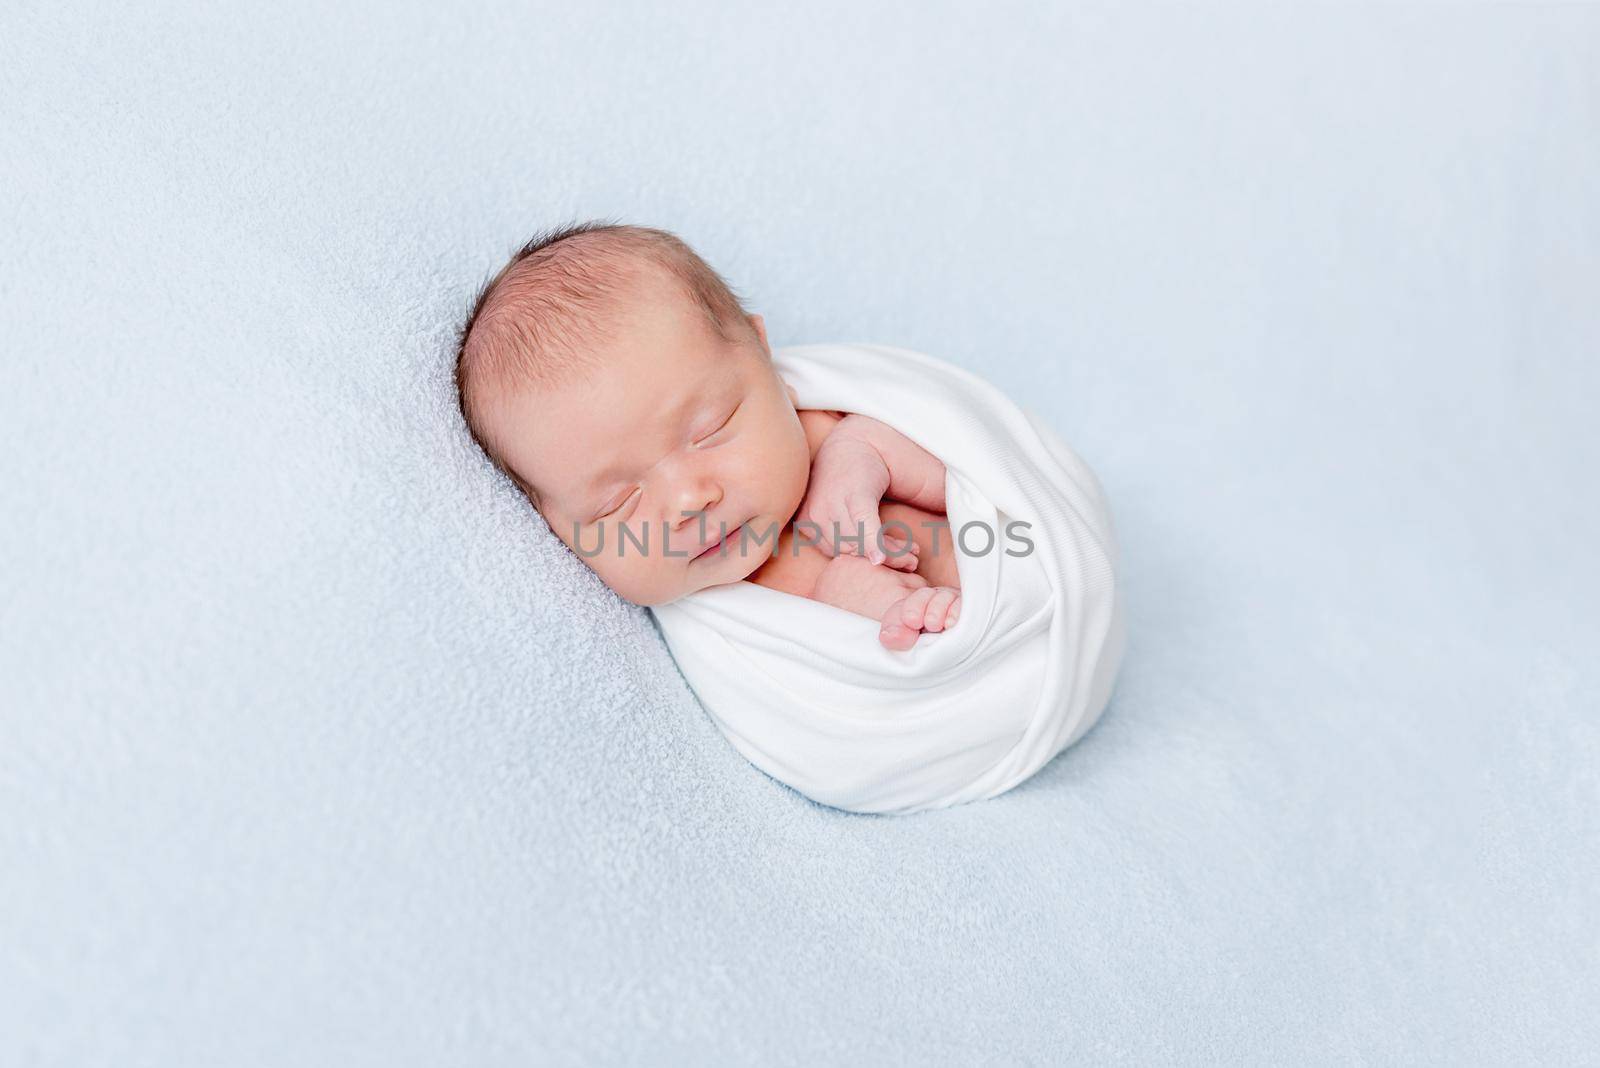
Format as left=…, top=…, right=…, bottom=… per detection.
left=3, top=3, right=1597, bottom=1064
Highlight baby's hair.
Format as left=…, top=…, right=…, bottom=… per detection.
left=454, top=220, right=754, bottom=508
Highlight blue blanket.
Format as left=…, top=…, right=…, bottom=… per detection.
left=3, top=3, right=1595, bottom=1062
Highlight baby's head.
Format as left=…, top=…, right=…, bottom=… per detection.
left=455, top=222, right=811, bottom=607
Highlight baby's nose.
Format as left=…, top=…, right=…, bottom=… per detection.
left=669, top=473, right=722, bottom=524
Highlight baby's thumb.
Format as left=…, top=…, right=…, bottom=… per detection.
left=850, top=501, right=885, bottom=565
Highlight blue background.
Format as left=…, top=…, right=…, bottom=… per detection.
left=4, top=3, right=1596, bottom=1062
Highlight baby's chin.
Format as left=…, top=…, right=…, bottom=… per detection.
left=671, top=551, right=762, bottom=602
left=699, top=546, right=767, bottom=588
left=665, top=539, right=773, bottom=604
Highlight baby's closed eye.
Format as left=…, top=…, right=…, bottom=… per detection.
left=596, top=486, right=640, bottom=521
left=696, top=402, right=740, bottom=444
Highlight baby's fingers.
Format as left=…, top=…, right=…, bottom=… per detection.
left=922, top=587, right=960, bottom=632
left=879, top=588, right=933, bottom=651
left=878, top=587, right=961, bottom=650
left=878, top=532, right=920, bottom=572
left=799, top=498, right=846, bottom=558
left=845, top=496, right=886, bottom=564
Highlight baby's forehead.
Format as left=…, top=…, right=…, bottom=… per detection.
left=550, top=342, right=738, bottom=427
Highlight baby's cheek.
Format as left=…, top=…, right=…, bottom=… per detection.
left=778, top=446, right=816, bottom=516
left=614, top=551, right=686, bottom=608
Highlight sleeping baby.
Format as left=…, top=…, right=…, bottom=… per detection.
left=454, top=221, right=962, bottom=650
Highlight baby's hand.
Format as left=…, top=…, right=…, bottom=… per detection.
left=798, top=433, right=920, bottom=572
left=808, top=555, right=960, bottom=651
left=879, top=586, right=962, bottom=652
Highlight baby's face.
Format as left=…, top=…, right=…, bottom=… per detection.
left=485, top=285, right=811, bottom=606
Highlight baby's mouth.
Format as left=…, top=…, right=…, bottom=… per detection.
left=693, top=521, right=747, bottom=561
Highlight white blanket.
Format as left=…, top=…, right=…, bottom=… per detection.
left=649, top=343, right=1126, bottom=814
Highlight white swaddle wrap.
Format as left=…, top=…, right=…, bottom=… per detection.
left=649, top=342, right=1126, bottom=815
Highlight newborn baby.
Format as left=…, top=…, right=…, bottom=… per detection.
left=454, top=222, right=963, bottom=650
